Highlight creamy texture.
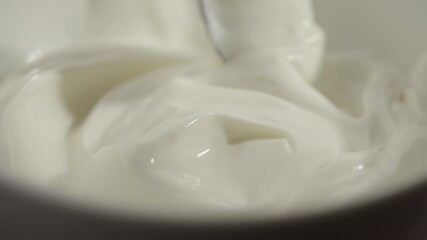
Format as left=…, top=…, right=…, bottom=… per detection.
left=0, top=0, right=426, bottom=220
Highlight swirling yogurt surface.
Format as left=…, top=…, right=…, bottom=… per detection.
left=0, top=0, right=426, bottom=220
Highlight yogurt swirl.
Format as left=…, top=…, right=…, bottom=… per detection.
left=0, top=0, right=426, bottom=220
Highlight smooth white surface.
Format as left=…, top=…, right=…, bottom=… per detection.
left=0, top=0, right=426, bottom=220
left=314, top=0, right=427, bottom=70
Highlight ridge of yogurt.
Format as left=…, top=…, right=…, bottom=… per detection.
left=0, top=0, right=426, bottom=221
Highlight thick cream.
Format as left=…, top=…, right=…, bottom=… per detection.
left=0, top=0, right=426, bottom=220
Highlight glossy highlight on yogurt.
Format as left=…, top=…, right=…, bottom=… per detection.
left=0, top=0, right=426, bottom=220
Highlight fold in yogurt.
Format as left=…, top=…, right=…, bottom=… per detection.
left=0, top=0, right=426, bottom=220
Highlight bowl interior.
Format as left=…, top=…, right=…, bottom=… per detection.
left=1, top=0, right=426, bottom=73
left=0, top=0, right=426, bottom=224
left=314, top=0, right=427, bottom=70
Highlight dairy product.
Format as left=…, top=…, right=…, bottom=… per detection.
left=0, top=0, right=426, bottom=220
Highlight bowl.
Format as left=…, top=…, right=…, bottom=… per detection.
left=0, top=0, right=426, bottom=239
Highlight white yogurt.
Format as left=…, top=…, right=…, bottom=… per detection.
left=0, top=0, right=426, bottom=220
